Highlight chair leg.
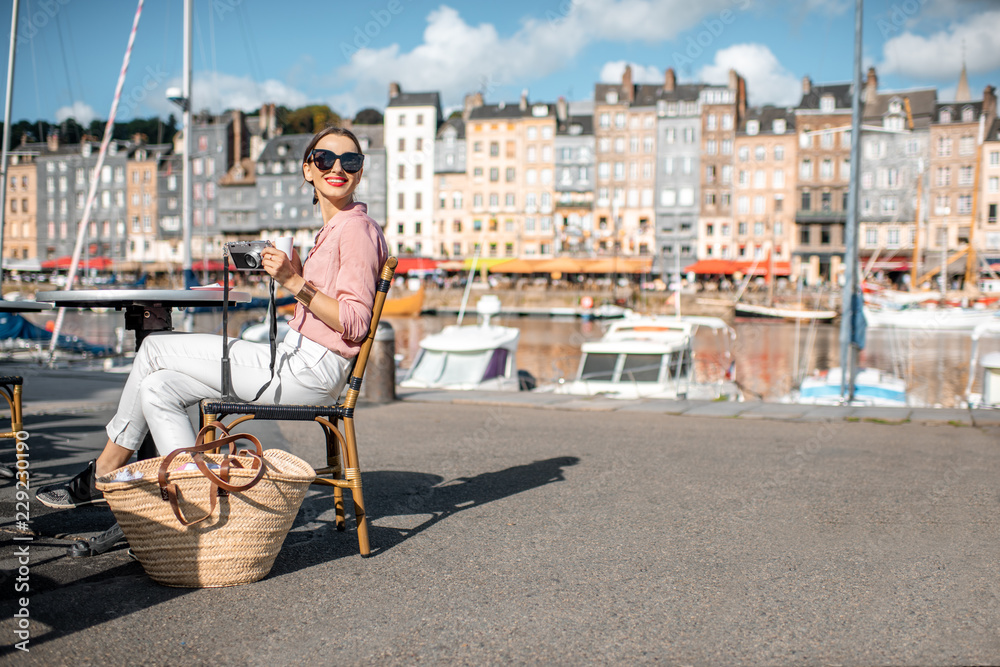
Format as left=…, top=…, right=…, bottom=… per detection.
left=349, top=475, right=370, bottom=557
left=322, top=424, right=346, bottom=531
left=340, top=416, right=370, bottom=556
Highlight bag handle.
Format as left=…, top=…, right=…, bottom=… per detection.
left=157, top=423, right=267, bottom=526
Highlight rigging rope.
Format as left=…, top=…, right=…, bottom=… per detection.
left=48, top=0, right=144, bottom=361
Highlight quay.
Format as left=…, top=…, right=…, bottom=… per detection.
left=1, top=366, right=998, bottom=664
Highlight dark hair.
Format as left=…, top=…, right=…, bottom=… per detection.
left=303, top=126, right=364, bottom=206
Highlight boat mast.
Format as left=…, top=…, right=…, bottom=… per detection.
left=0, top=0, right=19, bottom=286
left=839, top=0, right=864, bottom=402
left=181, top=0, right=193, bottom=277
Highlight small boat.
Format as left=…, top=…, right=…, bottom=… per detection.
left=863, top=304, right=998, bottom=331
left=735, top=303, right=837, bottom=321
left=400, top=295, right=532, bottom=391
left=240, top=316, right=291, bottom=343
left=964, top=320, right=1000, bottom=408
left=788, top=367, right=911, bottom=407
left=551, top=314, right=740, bottom=400
left=382, top=285, right=425, bottom=317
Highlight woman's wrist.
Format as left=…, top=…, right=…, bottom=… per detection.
left=295, top=281, right=319, bottom=308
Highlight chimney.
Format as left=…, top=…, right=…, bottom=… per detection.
left=664, top=67, right=676, bottom=93
left=231, top=109, right=244, bottom=164
left=519, top=89, right=528, bottom=112
left=622, top=65, right=634, bottom=103
left=802, top=76, right=812, bottom=97
left=131, top=132, right=145, bottom=146
left=463, top=92, right=484, bottom=121
left=267, top=103, right=277, bottom=138
left=47, top=131, right=59, bottom=152
left=19, top=133, right=27, bottom=147
left=389, top=82, right=401, bottom=99
left=556, top=96, right=568, bottom=123
left=865, top=66, right=878, bottom=102
left=984, top=85, right=997, bottom=127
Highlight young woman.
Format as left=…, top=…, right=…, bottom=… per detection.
left=38, top=126, right=388, bottom=509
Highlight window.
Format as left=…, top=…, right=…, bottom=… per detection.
left=489, top=167, right=499, bottom=182
left=820, top=225, right=832, bottom=245
left=706, top=114, right=717, bottom=130
left=957, top=195, right=972, bottom=214
left=738, top=147, right=749, bottom=162
left=936, top=167, right=951, bottom=187
left=887, top=228, right=900, bottom=248
left=820, top=95, right=835, bottom=112
left=959, top=136, right=975, bottom=156
left=398, top=193, right=405, bottom=210
left=754, top=196, right=765, bottom=214
left=800, top=159, right=813, bottom=180
left=398, top=138, right=405, bottom=151
left=737, top=196, right=750, bottom=214
left=820, top=159, right=833, bottom=180
left=865, top=228, right=878, bottom=247
left=801, top=191, right=812, bottom=211
left=881, top=196, right=897, bottom=214
left=937, top=136, right=952, bottom=157
left=746, top=120, right=759, bottom=135
left=415, top=164, right=422, bottom=179
left=754, top=170, right=766, bottom=188
left=415, top=193, right=422, bottom=210
left=773, top=169, right=784, bottom=188
left=959, top=166, right=974, bottom=186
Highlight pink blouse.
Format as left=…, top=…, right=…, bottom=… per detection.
left=289, top=202, right=388, bottom=359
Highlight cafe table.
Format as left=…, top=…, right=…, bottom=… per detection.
left=34, top=288, right=252, bottom=556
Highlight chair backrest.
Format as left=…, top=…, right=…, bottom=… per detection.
left=341, top=256, right=397, bottom=410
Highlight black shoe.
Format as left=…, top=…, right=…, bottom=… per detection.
left=36, top=460, right=107, bottom=509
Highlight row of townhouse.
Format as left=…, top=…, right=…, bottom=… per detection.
left=4, top=66, right=997, bottom=285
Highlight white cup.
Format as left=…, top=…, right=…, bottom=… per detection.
left=275, top=236, right=294, bottom=259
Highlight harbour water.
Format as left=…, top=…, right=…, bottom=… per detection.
left=18, top=308, right=997, bottom=408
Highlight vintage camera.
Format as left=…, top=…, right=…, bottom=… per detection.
left=225, top=240, right=272, bottom=271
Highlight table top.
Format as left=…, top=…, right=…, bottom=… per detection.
left=0, top=300, right=52, bottom=312
left=35, top=289, right=252, bottom=309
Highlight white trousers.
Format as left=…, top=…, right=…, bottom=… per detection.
left=105, top=330, right=353, bottom=455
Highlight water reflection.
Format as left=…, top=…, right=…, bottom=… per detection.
left=23, top=308, right=996, bottom=408
left=385, top=314, right=996, bottom=408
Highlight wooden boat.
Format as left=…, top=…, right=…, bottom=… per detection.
left=382, top=285, right=425, bottom=317
left=734, top=302, right=837, bottom=321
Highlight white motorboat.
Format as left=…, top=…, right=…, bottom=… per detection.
left=551, top=314, right=740, bottom=400
left=863, top=304, right=998, bottom=331
left=788, top=367, right=910, bottom=407
left=400, top=295, right=529, bottom=391
left=735, top=303, right=837, bottom=321
left=964, top=320, right=1000, bottom=408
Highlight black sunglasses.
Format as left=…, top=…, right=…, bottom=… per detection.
left=308, top=148, right=364, bottom=173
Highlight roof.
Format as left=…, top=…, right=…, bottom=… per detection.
left=935, top=100, right=984, bottom=124
left=593, top=82, right=661, bottom=107
left=864, top=88, right=937, bottom=129
left=387, top=91, right=441, bottom=108
left=798, top=82, right=853, bottom=111
left=557, top=114, right=593, bottom=137
left=467, top=101, right=556, bottom=121
left=257, top=134, right=312, bottom=163
left=437, top=116, right=466, bottom=140
left=656, top=83, right=705, bottom=102
left=986, top=117, right=1000, bottom=143
left=738, top=106, right=796, bottom=134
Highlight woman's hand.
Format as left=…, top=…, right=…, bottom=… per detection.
left=261, top=246, right=300, bottom=289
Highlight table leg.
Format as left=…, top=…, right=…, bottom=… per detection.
left=69, top=305, right=173, bottom=558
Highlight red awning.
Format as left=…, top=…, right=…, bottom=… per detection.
left=395, top=257, right=439, bottom=274
left=684, top=259, right=737, bottom=275
left=41, top=256, right=113, bottom=270
left=863, top=258, right=910, bottom=272
left=192, top=259, right=226, bottom=271
left=684, top=259, right=791, bottom=277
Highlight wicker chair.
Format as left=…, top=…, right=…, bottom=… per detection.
left=199, top=257, right=397, bottom=557
left=0, top=375, right=24, bottom=481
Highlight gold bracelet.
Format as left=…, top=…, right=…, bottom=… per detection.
left=295, top=281, right=318, bottom=308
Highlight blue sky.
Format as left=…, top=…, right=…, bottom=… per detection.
left=1, top=0, right=999, bottom=127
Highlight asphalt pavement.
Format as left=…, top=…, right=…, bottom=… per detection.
left=0, top=367, right=998, bottom=665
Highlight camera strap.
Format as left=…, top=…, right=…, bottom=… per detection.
left=220, top=252, right=277, bottom=402
left=248, top=278, right=277, bottom=402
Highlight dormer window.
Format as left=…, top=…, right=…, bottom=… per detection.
left=276, top=144, right=288, bottom=157
left=940, top=108, right=952, bottom=123
left=888, top=99, right=902, bottom=114
left=606, top=90, right=618, bottom=104
left=532, top=104, right=548, bottom=117
left=772, top=119, right=786, bottom=134
left=569, top=124, right=582, bottom=135
left=746, top=120, right=759, bottom=135
left=820, top=95, right=835, bottom=112
left=962, top=106, right=975, bottom=122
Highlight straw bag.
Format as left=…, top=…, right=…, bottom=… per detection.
left=96, top=423, right=316, bottom=588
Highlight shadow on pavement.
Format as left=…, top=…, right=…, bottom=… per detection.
left=269, top=455, right=581, bottom=577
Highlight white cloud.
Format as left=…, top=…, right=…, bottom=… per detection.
left=55, top=101, right=97, bottom=126
left=599, top=61, right=663, bottom=85
left=880, top=9, right=1000, bottom=80
left=697, top=43, right=800, bottom=107
left=143, top=72, right=311, bottom=117
left=333, top=1, right=754, bottom=112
